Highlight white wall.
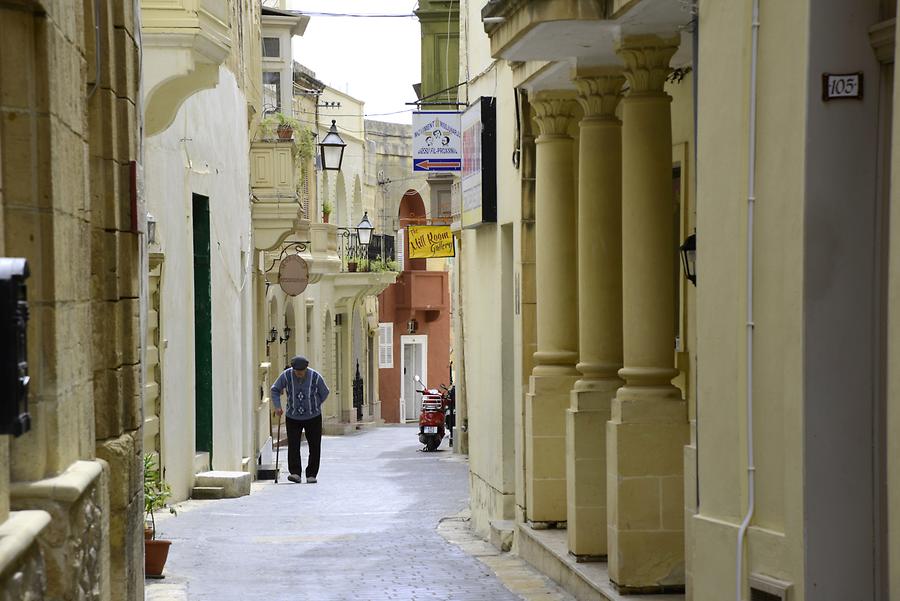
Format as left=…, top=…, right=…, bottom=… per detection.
left=145, top=66, right=254, bottom=500
left=458, top=0, right=521, bottom=532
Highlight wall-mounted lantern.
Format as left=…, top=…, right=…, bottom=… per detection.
left=280, top=325, right=292, bottom=343
left=319, top=119, right=346, bottom=171
left=266, top=326, right=278, bottom=355
left=407, top=318, right=418, bottom=334
left=146, top=213, right=158, bottom=245
left=680, top=232, right=697, bottom=286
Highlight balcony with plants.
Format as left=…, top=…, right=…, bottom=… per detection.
left=327, top=230, right=398, bottom=302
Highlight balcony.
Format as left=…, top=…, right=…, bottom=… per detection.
left=394, top=270, right=448, bottom=313
left=260, top=221, right=342, bottom=281
left=251, top=138, right=302, bottom=252
left=480, top=0, right=692, bottom=91
left=141, top=0, right=231, bottom=135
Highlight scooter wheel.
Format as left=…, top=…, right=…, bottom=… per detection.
left=425, top=437, right=440, bottom=452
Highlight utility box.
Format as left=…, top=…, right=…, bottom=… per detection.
left=0, top=258, right=30, bottom=436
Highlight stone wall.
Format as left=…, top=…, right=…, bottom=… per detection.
left=0, top=1, right=142, bottom=600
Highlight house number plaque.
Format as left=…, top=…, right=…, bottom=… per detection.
left=822, top=72, right=863, bottom=101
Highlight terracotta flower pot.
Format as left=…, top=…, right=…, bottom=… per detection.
left=347, top=262, right=357, bottom=273
left=277, top=125, right=293, bottom=140
left=322, top=213, right=330, bottom=224
left=145, top=539, right=172, bottom=577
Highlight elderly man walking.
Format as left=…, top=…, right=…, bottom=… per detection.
left=271, top=355, right=330, bottom=483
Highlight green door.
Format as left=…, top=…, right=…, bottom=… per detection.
left=192, top=194, right=213, bottom=456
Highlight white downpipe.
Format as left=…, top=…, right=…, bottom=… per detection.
left=735, top=1, right=759, bottom=600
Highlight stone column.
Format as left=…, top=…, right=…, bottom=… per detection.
left=525, top=91, right=580, bottom=524
left=607, top=35, right=689, bottom=591
left=566, top=70, right=625, bottom=559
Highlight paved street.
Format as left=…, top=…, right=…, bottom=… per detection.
left=146, top=425, right=572, bottom=601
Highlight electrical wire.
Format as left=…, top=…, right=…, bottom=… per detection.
left=295, top=11, right=416, bottom=18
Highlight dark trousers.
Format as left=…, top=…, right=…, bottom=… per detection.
left=285, top=414, right=322, bottom=477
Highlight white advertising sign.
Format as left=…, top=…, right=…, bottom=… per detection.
left=412, top=111, right=462, bottom=172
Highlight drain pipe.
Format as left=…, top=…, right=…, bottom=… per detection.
left=735, top=1, right=759, bottom=600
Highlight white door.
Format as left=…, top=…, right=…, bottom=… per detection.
left=400, top=335, right=427, bottom=423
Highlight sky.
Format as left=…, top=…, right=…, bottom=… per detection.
left=288, top=1, right=422, bottom=124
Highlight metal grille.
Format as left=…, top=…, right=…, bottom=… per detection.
left=368, top=234, right=395, bottom=263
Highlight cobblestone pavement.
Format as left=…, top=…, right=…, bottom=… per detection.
left=147, top=424, right=574, bottom=601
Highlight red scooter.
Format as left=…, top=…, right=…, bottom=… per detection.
left=415, top=375, right=446, bottom=452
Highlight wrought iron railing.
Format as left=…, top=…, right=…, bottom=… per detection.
left=337, top=233, right=396, bottom=273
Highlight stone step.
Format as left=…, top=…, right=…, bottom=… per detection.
left=489, top=519, right=516, bottom=552
left=191, top=486, right=224, bottom=500
left=256, top=465, right=278, bottom=480
left=193, top=452, right=210, bottom=474
left=193, top=470, right=252, bottom=498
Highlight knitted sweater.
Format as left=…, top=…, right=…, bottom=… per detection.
left=270, top=368, right=330, bottom=420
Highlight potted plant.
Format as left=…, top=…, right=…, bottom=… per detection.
left=275, top=113, right=301, bottom=140
left=144, top=454, right=176, bottom=578
left=258, top=113, right=301, bottom=141
left=322, top=200, right=333, bottom=224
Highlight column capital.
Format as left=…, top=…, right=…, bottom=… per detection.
left=531, top=91, right=578, bottom=136
left=616, top=35, right=679, bottom=95
left=573, top=69, right=625, bottom=119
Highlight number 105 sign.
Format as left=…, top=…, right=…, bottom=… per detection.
left=822, top=72, right=863, bottom=101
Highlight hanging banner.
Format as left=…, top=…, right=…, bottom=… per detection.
left=407, top=225, right=455, bottom=259
left=412, top=111, right=462, bottom=172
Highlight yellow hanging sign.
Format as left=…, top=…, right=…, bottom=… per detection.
left=407, top=225, right=455, bottom=259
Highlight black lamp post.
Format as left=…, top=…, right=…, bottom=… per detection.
left=319, top=119, right=346, bottom=171
left=680, top=232, right=697, bottom=286
left=356, top=212, right=374, bottom=246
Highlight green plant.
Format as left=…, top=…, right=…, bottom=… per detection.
left=293, top=127, right=316, bottom=179
left=368, top=258, right=399, bottom=273
left=259, top=112, right=303, bottom=139
left=322, top=200, right=333, bottom=216
left=144, top=454, right=175, bottom=539
left=275, top=113, right=301, bottom=129
left=356, top=257, right=370, bottom=272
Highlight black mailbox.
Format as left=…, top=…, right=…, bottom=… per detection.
left=0, top=258, right=30, bottom=436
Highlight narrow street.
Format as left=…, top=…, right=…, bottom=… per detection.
left=146, top=425, right=572, bottom=601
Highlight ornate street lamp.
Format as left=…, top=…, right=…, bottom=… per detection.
left=356, top=212, right=374, bottom=246
left=318, top=119, right=346, bottom=171
left=280, top=325, right=292, bottom=344
left=680, top=232, right=697, bottom=286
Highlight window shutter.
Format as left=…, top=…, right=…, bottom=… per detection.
left=378, top=323, right=393, bottom=369
left=396, top=228, right=404, bottom=269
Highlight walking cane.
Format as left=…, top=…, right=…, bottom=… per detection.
left=274, top=412, right=283, bottom=484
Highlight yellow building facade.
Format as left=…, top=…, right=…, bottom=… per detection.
left=0, top=1, right=142, bottom=599
left=459, top=0, right=900, bottom=599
